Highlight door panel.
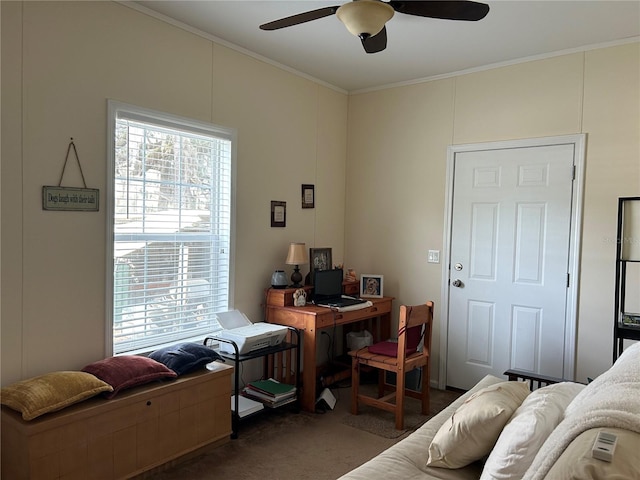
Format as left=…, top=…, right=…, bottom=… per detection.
left=514, top=203, right=545, bottom=283
left=466, top=300, right=494, bottom=366
left=511, top=305, right=541, bottom=371
left=470, top=203, right=498, bottom=280
left=446, top=144, right=575, bottom=390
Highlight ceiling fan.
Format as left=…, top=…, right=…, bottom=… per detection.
left=260, top=0, right=490, bottom=54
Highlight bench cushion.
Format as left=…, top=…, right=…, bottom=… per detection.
left=149, top=342, right=224, bottom=375
left=0, top=371, right=113, bottom=420
left=82, top=355, right=176, bottom=398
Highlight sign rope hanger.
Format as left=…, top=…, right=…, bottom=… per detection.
left=58, top=137, right=88, bottom=188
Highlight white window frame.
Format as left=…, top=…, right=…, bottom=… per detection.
left=106, top=100, right=236, bottom=355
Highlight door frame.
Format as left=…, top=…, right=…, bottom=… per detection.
left=438, top=134, right=586, bottom=389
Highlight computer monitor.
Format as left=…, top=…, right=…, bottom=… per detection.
left=313, top=268, right=343, bottom=301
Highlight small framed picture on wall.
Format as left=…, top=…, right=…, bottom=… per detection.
left=302, top=184, right=315, bottom=208
left=360, top=274, right=383, bottom=298
left=271, top=201, right=286, bottom=227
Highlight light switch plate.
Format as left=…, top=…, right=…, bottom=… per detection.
left=428, top=250, right=440, bottom=264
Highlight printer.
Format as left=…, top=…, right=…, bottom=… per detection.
left=215, top=310, right=288, bottom=355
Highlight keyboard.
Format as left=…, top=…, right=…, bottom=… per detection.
left=334, top=301, right=373, bottom=312
left=316, top=295, right=367, bottom=308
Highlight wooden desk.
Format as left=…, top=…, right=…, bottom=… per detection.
left=265, top=297, right=394, bottom=412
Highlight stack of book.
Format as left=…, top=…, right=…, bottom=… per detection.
left=232, top=394, right=264, bottom=418
left=243, top=378, right=296, bottom=408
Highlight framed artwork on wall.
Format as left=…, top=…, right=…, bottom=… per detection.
left=271, top=201, right=286, bottom=227
left=360, top=274, right=383, bottom=298
left=302, top=184, right=315, bottom=209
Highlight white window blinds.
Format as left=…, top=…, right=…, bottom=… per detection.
left=108, top=102, right=234, bottom=354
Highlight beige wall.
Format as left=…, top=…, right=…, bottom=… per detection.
left=1, top=1, right=347, bottom=385
left=345, top=44, right=640, bottom=384
left=2, top=1, right=638, bottom=388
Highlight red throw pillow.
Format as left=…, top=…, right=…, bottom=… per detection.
left=82, top=355, right=177, bottom=399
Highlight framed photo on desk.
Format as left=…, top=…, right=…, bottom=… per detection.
left=309, top=247, right=332, bottom=282
left=360, top=274, right=383, bottom=298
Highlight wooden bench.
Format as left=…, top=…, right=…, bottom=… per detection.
left=1, top=365, right=233, bottom=480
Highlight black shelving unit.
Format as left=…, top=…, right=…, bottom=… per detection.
left=205, top=327, right=300, bottom=439
left=613, top=196, right=640, bottom=362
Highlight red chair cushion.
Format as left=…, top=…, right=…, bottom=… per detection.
left=368, top=341, right=403, bottom=357
left=367, top=325, right=422, bottom=357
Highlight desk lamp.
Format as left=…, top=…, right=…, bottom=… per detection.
left=285, top=242, right=308, bottom=288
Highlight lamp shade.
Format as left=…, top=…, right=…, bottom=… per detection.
left=621, top=200, right=640, bottom=260
left=286, top=242, right=308, bottom=265
left=336, top=0, right=394, bottom=38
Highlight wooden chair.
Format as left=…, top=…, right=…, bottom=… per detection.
left=348, top=301, right=433, bottom=430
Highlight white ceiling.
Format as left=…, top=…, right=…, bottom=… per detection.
left=129, top=1, right=640, bottom=92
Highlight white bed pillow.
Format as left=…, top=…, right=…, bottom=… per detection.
left=426, top=381, right=530, bottom=469
left=480, top=382, right=585, bottom=480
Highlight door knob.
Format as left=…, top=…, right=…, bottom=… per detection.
left=452, top=279, right=463, bottom=288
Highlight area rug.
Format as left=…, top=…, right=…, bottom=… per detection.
left=341, top=387, right=462, bottom=439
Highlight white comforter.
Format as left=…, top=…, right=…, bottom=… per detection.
left=522, top=343, right=640, bottom=480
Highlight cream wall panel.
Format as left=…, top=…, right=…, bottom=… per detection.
left=1, top=2, right=25, bottom=385
left=578, top=43, right=640, bottom=381
left=210, top=44, right=347, bottom=322
left=313, top=87, right=349, bottom=264
left=346, top=44, right=639, bottom=385
left=17, top=1, right=213, bottom=377
left=345, top=80, right=456, bottom=377
left=453, top=54, right=584, bottom=143
left=1, top=1, right=347, bottom=383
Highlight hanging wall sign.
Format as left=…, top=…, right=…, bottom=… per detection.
left=42, top=186, right=99, bottom=211
left=42, top=138, right=99, bottom=211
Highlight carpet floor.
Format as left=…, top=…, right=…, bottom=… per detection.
left=340, top=384, right=461, bottom=438
left=150, top=384, right=461, bottom=480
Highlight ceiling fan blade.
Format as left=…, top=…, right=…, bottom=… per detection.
left=260, top=6, right=340, bottom=30
left=361, top=27, right=387, bottom=54
left=389, top=1, right=489, bottom=21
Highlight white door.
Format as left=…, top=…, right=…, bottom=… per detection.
left=445, top=141, right=578, bottom=390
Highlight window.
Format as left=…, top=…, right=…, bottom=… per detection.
left=107, top=101, right=235, bottom=354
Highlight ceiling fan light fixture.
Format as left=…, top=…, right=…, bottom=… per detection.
left=336, top=0, right=394, bottom=38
